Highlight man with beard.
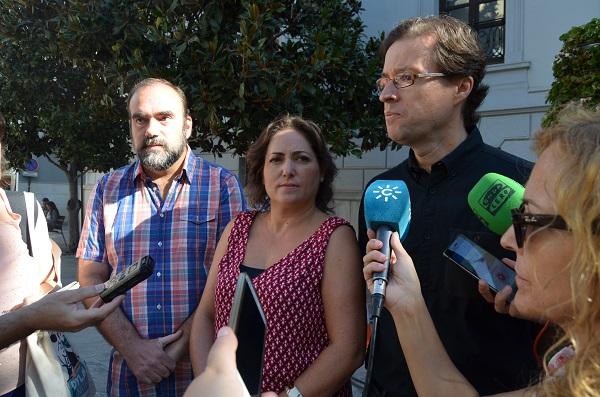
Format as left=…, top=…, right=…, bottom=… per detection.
left=77, top=78, right=246, bottom=397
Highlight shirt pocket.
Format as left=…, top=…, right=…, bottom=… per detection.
left=181, top=213, right=215, bottom=225
left=179, top=213, right=217, bottom=258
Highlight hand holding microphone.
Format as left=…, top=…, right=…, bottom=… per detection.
left=362, top=180, right=411, bottom=318
left=363, top=229, right=423, bottom=314
left=468, top=173, right=527, bottom=317
left=361, top=180, right=413, bottom=396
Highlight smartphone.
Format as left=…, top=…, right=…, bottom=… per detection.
left=443, top=234, right=516, bottom=299
left=228, top=272, right=267, bottom=397
left=100, top=255, right=155, bottom=303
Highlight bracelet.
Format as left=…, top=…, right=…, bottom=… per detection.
left=284, top=385, right=303, bottom=397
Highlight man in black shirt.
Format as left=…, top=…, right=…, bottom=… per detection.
left=358, top=15, right=540, bottom=396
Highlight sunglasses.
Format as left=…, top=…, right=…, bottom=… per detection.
left=510, top=203, right=568, bottom=248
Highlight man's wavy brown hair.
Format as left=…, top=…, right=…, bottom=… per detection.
left=381, top=15, right=488, bottom=130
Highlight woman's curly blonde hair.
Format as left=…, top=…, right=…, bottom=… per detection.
left=532, top=105, right=600, bottom=397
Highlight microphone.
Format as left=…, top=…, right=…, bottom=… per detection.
left=468, top=173, right=525, bottom=235
left=363, top=180, right=411, bottom=318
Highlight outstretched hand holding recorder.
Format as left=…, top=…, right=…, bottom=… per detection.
left=100, top=255, right=155, bottom=303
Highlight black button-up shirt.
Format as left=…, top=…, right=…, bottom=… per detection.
left=358, top=127, right=540, bottom=396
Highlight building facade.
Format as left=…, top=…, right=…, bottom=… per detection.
left=333, top=0, right=600, bottom=231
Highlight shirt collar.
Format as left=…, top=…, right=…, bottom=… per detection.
left=408, top=126, right=484, bottom=179
left=132, top=145, right=196, bottom=184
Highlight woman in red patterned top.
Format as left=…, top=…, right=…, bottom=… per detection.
left=190, top=115, right=366, bottom=396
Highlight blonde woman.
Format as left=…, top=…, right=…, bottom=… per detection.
left=363, top=106, right=600, bottom=397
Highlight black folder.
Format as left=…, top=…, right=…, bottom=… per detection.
left=228, top=272, right=267, bottom=396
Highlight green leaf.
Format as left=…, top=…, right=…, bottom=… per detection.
left=175, top=42, right=187, bottom=57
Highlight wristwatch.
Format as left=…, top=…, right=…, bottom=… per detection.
left=284, top=385, right=303, bottom=397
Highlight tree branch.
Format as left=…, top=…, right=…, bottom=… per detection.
left=44, top=154, right=66, bottom=172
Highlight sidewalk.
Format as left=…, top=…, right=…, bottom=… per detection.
left=59, top=253, right=366, bottom=396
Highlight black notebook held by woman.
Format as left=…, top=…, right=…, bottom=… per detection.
left=228, top=272, right=267, bottom=396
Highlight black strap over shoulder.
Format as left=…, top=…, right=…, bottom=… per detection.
left=5, top=191, right=37, bottom=256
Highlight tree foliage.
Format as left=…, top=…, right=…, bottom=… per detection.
left=0, top=0, right=387, bottom=250
left=544, top=17, right=600, bottom=126
left=2, top=0, right=386, bottom=159
left=0, top=1, right=132, bottom=173
left=111, top=0, right=386, bottom=155
left=0, top=0, right=135, bottom=251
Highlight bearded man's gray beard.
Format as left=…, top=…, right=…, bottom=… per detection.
left=138, top=138, right=186, bottom=172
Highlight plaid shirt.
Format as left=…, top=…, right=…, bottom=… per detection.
left=77, top=148, right=246, bottom=397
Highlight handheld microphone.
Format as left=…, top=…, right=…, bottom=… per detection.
left=468, top=173, right=525, bottom=235
left=363, top=180, right=411, bottom=318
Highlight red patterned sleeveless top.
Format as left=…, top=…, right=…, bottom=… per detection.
left=214, top=210, right=353, bottom=396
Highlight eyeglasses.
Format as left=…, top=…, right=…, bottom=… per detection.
left=375, top=71, right=447, bottom=94
left=510, top=203, right=568, bottom=248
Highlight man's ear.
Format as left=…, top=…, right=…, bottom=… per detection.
left=454, top=76, right=474, bottom=105
left=184, top=115, right=193, bottom=139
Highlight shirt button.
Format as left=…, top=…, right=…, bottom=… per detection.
left=158, top=241, right=163, bottom=247
left=156, top=304, right=162, bottom=310
left=159, top=213, right=165, bottom=218
left=157, top=272, right=161, bottom=277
